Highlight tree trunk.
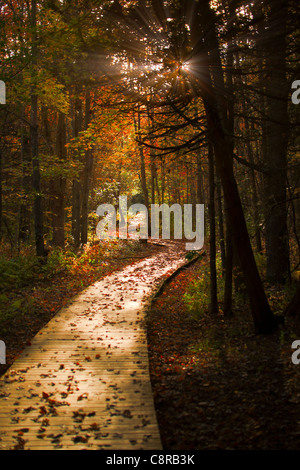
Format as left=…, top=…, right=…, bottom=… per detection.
left=194, top=0, right=276, bottom=332
left=263, top=0, right=290, bottom=284
left=72, top=92, right=83, bottom=250
left=223, top=209, right=233, bottom=316
left=208, top=142, right=218, bottom=314
left=81, top=90, right=93, bottom=245
left=216, top=179, right=226, bottom=274
left=196, top=155, right=204, bottom=205
left=52, top=112, right=67, bottom=249
left=204, top=95, right=276, bottom=333
left=247, top=120, right=263, bottom=254
left=30, top=0, right=46, bottom=259
left=0, top=148, right=2, bottom=240
left=19, top=116, right=31, bottom=244
left=161, top=156, right=165, bottom=204
left=134, top=106, right=149, bottom=211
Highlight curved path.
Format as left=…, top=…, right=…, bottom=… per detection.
left=0, top=241, right=186, bottom=450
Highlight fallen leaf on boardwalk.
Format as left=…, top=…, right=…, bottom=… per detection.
left=123, top=409, right=133, bottom=419
left=73, top=410, right=86, bottom=422
left=77, top=393, right=88, bottom=401
left=23, top=406, right=36, bottom=414
left=39, top=406, right=47, bottom=415
left=90, top=423, right=100, bottom=431
left=73, top=435, right=88, bottom=443
left=13, top=437, right=26, bottom=450
left=38, top=427, right=47, bottom=434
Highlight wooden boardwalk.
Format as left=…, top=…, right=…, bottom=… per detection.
left=0, top=243, right=186, bottom=450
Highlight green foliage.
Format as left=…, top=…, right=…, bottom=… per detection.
left=0, top=248, right=73, bottom=294
left=0, top=293, right=34, bottom=325
left=0, top=255, right=40, bottom=292
left=184, top=253, right=224, bottom=318
left=254, top=252, right=266, bottom=278
left=184, top=262, right=211, bottom=317
left=41, top=248, right=73, bottom=278
left=185, top=250, right=199, bottom=261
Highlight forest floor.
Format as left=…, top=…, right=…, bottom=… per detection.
left=1, top=240, right=300, bottom=450
left=147, top=255, right=300, bottom=450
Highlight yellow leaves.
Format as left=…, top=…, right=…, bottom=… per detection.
left=38, top=75, right=70, bottom=114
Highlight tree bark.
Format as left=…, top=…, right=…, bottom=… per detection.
left=30, top=0, right=46, bottom=259
left=81, top=90, right=93, bottom=245
left=196, top=154, right=204, bottom=205
left=216, top=179, right=226, bottom=274
left=262, top=0, right=290, bottom=284
left=223, top=210, right=233, bottom=316
left=19, top=113, right=31, bottom=244
left=72, top=92, right=83, bottom=250
left=208, top=142, right=218, bottom=314
left=0, top=149, right=2, bottom=240
left=134, top=106, right=149, bottom=211
left=247, top=120, right=263, bottom=254
left=52, top=112, right=67, bottom=249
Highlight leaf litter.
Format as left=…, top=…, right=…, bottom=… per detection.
left=147, top=257, right=300, bottom=450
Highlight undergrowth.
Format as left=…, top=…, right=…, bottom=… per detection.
left=183, top=251, right=298, bottom=320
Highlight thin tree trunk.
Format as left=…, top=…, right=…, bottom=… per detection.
left=247, top=123, right=263, bottom=254
left=223, top=209, right=233, bottom=316
left=161, top=156, right=165, bottom=204
left=216, top=179, right=226, bottom=274
left=155, top=169, right=161, bottom=205
left=208, top=142, right=218, bottom=314
left=30, top=0, right=46, bottom=259
left=52, top=112, right=67, bottom=248
left=81, top=90, right=93, bottom=245
left=72, top=92, right=83, bottom=250
left=263, top=0, right=290, bottom=284
left=196, top=155, right=204, bottom=204
left=19, top=112, right=31, bottom=244
left=134, top=106, right=149, bottom=211
left=223, top=0, right=235, bottom=316
left=0, top=148, right=2, bottom=240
